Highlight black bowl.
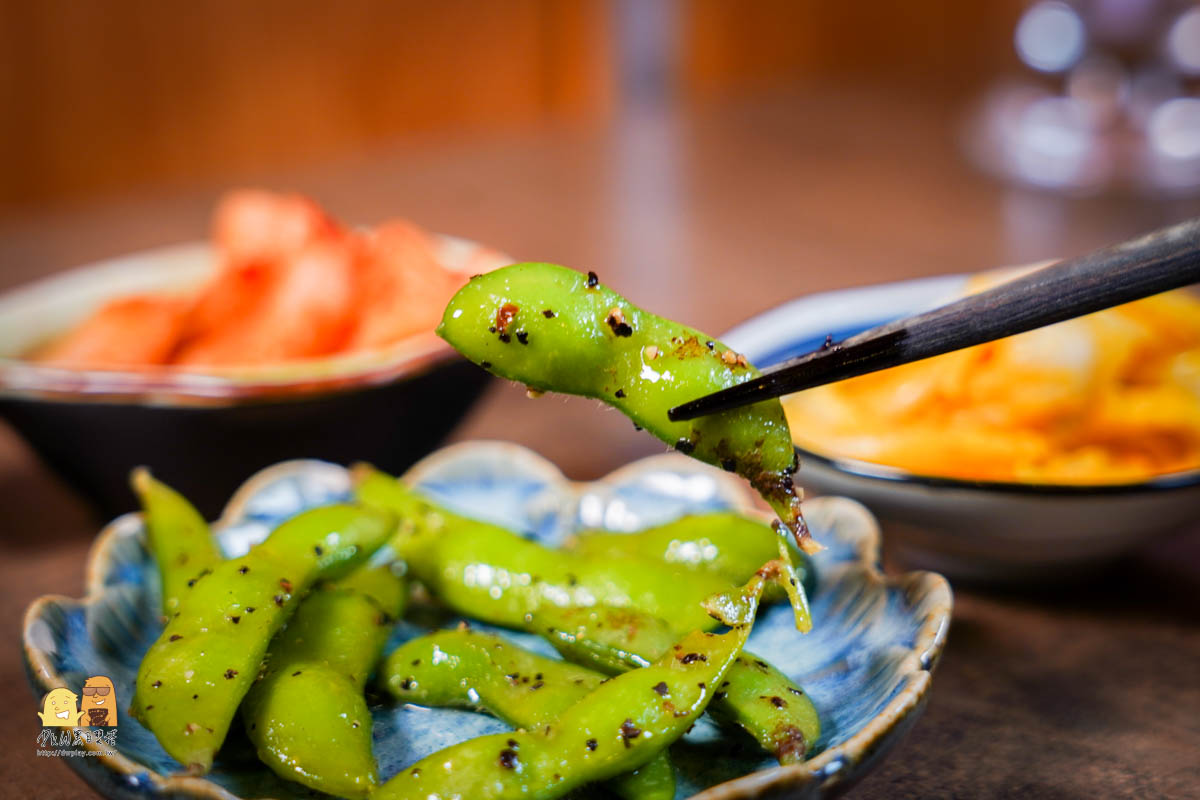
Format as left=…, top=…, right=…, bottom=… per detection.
left=0, top=239, right=503, bottom=518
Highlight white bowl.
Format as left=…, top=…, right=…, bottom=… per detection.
left=723, top=274, right=1200, bottom=583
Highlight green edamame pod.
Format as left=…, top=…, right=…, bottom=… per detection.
left=131, top=468, right=223, bottom=616
left=565, top=511, right=814, bottom=597
left=131, top=504, right=394, bottom=774
left=382, top=628, right=674, bottom=800
left=354, top=466, right=734, bottom=634
left=536, top=603, right=820, bottom=764
left=437, top=263, right=816, bottom=554
left=241, top=565, right=408, bottom=798
left=374, top=565, right=784, bottom=800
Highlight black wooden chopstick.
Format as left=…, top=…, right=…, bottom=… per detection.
left=667, top=217, right=1200, bottom=422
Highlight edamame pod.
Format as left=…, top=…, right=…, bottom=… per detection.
left=131, top=468, right=223, bottom=616
left=131, top=504, right=394, bottom=774
left=374, top=565, right=785, bottom=800
left=437, top=263, right=815, bottom=553
left=354, top=466, right=734, bottom=634
left=241, top=565, right=408, bottom=798
left=565, top=511, right=815, bottom=598
left=536, top=603, right=820, bottom=764
left=382, top=628, right=674, bottom=800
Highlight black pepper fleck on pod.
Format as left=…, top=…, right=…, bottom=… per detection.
left=480, top=361, right=492, bottom=369
left=605, top=306, right=633, bottom=337
left=498, top=749, right=519, bottom=769
left=542, top=309, right=556, bottom=318
left=586, top=738, right=598, bottom=751
left=516, top=331, right=529, bottom=345
left=679, top=652, right=706, bottom=664
left=620, top=719, right=642, bottom=748
left=652, top=681, right=669, bottom=696
left=615, top=389, right=626, bottom=398
left=237, top=566, right=249, bottom=575
left=675, top=438, right=696, bottom=455
left=586, top=271, right=599, bottom=288
left=223, top=669, right=237, bottom=679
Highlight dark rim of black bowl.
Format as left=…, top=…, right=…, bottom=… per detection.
left=795, top=445, right=1200, bottom=496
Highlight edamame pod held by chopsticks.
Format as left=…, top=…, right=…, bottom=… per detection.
left=241, top=565, right=408, bottom=798
left=383, top=628, right=674, bottom=800
left=131, top=468, right=222, bottom=616
left=437, top=263, right=816, bottom=553
left=374, top=564, right=788, bottom=800
left=131, top=504, right=395, bottom=774
left=354, top=465, right=737, bottom=634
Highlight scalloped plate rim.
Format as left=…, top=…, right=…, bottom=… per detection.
left=23, top=442, right=952, bottom=800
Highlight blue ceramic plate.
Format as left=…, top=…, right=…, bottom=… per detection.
left=24, top=441, right=951, bottom=799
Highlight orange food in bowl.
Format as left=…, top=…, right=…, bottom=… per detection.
left=35, top=295, right=191, bottom=368
left=783, top=272, right=1200, bottom=485
left=33, top=190, right=495, bottom=370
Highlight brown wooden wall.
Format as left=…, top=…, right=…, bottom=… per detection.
left=1, top=1, right=1024, bottom=214
left=0, top=0, right=615, bottom=212
left=682, top=0, right=1026, bottom=99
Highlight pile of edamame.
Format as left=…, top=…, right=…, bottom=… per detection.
left=129, top=466, right=820, bottom=799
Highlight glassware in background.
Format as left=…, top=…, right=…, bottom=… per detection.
left=965, top=0, right=1200, bottom=195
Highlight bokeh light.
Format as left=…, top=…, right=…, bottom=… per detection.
left=1015, top=1, right=1088, bottom=73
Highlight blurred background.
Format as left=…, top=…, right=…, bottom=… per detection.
left=3, top=1, right=1200, bottom=288
left=4, top=1, right=1199, bottom=252
left=3, top=0, right=1019, bottom=211
left=5, top=0, right=1200, bottom=499
left=4, top=0, right=1200, bottom=475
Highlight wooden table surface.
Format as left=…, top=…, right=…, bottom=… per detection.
left=3, top=88, right=1198, bottom=797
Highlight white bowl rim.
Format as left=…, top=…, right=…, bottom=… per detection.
left=722, top=272, right=1200, bottom=496
left=0, top=234, right=509, bottom=407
